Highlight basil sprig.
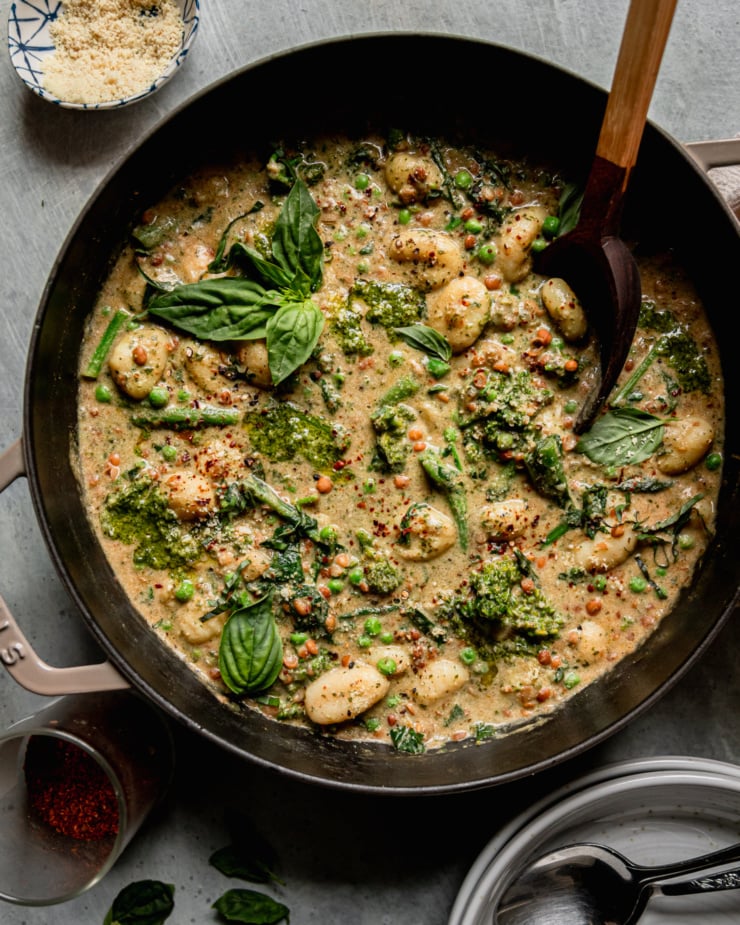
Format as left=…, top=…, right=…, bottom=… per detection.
left=393, top=324, right=452, bottom=362
left=218, top=595, right=283, bottom=696
left=146, top=175, right=325, bottom=386
left=576, top=408, right=664, bottom=467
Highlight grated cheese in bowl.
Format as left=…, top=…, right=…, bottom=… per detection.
left=7, top=0, right=200, bottom=109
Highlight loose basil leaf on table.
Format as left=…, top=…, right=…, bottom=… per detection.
left=576, top=408, right=665, bottom=466
left=218, top=595, right=283, bottom=695
left=393, top=324, right=452, bottom=362
left=103, top=880, right=175, bottom=925
left=212, top=888, right=289, bottom=924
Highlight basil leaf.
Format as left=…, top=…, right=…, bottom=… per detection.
left=104, top=880, right=175, bottom=925
left=557, top=182, right=584, bottom=236
left=576, top=408, right=665, bottom=466
left=209, top=204, right=265, bottom=272
left=393, top=324, right=452, bottom=362
left=266, top=299, right=324, bottom=385
left=209, top=844, right=282, bottom=885
left=219, top=596, right=283, bottom=695
left=147, top=278, right=279, bottom=341
left=212, top=888, right=289, bottom=924
left=227, top=241, right=295, bottom=291
left=272, top=176, right=323, bottom=295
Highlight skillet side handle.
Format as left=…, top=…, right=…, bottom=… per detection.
left=0, top=439, right=130, bottom=694
left=684, top=138, right=740, bottom=172
left=0, top=593, right=130, bottom=694
left=0, top=438, right=25, bottom=490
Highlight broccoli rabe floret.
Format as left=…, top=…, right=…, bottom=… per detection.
left=441, top=555, right=565, bottom=645
left=458, top=368, right=553, bottom=457
left=614, top=301, right=711, bottom=401
left=370, top=402, right=416, bottom=472
left=363, top=558, right=403, bottom=595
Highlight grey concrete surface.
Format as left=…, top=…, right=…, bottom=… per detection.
left=0, top=1, right=738, bottom=922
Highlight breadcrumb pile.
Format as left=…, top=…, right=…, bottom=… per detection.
left=42, top=0, right=183, bottom=104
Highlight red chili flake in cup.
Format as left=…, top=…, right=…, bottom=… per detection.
left=24, top=736, right=119, bottom=840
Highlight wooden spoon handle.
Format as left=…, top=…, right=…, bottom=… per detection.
left=597, top=0, right=678, bottom=178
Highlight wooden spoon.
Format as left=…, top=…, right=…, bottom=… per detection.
left=536, top=0, right=678, bottom=433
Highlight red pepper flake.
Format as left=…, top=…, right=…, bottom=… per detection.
left=24, top=736, right=119, bottom=840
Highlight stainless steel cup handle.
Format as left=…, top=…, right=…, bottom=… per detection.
left=0, top=438, right=129, bottom=694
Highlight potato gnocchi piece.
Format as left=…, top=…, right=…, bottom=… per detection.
left=387, top=229, right=464, bottom=291
left=568, top=619, right=608, bottom=660
left=163, top=471, right=217, bottom=521
left=426, top=276, right=490, bottom=353
left=236, top=339, right=272, bottom=388
left=480, top=499, right=530, bottom=541
left=657, top=416, right=714, bottom=475
left=384, top=152, right=444, bottom=204
left=541, top=277, right=588, bottom=341
left=573, top=527, right=638, bottom=573
left=183, top=341, right=235, bottom=394
left=496, top=206, right=548, bottom=282
left=108, top=324, right=171, bottom=399
left=395, top=502, right=457, bottom=561
left=412, top=658, right=469, bottom=706
left=177, top=605, right=227, bottom=645
left=304, top=663, right=391, bottom=725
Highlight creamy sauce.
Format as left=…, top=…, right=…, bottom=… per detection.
left=75, top=135, right=724, bottom=752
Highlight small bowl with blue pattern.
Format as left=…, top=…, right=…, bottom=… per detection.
left=7, top=0, right=200, bottom=110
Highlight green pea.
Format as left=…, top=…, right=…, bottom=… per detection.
left=364, top=616, right=382, bottom=636
left=148, top=386, right=169, bottom=408
left=629, top=575, right=648, bottom=593
left=477, top=242, right=497, bottom=265
left=500, top=333, right=515, bottom=345
left=563, top=671, right=581, bottom=690
left=678, top=533, right=695, bottom=550
left=379, top=631, right=395, bottom=644
left=354, top=173, right=370, bottom=191
left=348, top=568, right=364, bottom=586
left=542, top=215, right=560, bottom=237
left=705, top=452, right=722, bottom=471
left=459, top=647, right=476, bottom=666
left=564, top=399, right=579, bottom=414
left=357, top=634, right=372, bottom=648
left=398, top=208, right=412, bottom=225
left=376, top=657, right=397, bottom=676
left=365, top=717, right=381, bottom=732
left=290, top=632, right=309, bottom=646
left=177, top=389, right=190, bottom=402
left=160, top=445, right=178, bottom=462
left=327, top=578, right=344, bottom=594
left=95, top=384, right=112, bottom=403
left=454, top=169, right=473, bottom=189
left=174, top=579, right=194, bottom=603
left=427, top=358, right=451, bottom=379
left=319, top=525, right=338, bottom=545
left=531, top=236, right=548, bottom=253
left=464, top=218, right=483, bottom=234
